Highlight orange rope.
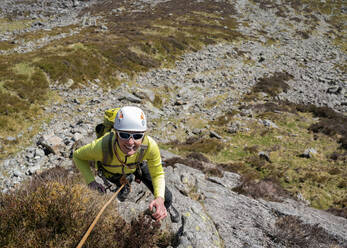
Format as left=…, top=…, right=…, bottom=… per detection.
left=76, top=184, right=125, bottom=248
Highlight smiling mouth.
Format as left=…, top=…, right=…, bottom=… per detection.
left=124, top=145, right=135, bottom=150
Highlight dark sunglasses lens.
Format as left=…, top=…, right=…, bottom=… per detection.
left=133, top=133, right=144, bottom=140
left=119, top=132, right=131, bottom=139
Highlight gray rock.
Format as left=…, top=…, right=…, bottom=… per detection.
left=6, top=136, right=17, bottom=142
left=160, top=149, right=179, bottom=160
left=13, top=169, right=24, bottom=178
left=26, top=164, right=41, bottom=175
left=262, top=119, right=278, bottom=129
left=227, top=122, right=241, bottom=134
left=118, top=93, right=142, bottom=103
left=301, top=148, right=318, bottom=158
left=192, top=128, right=202, bottom=135
left=207, top=171, right=241, bottom=189
left=38, top=134, right=64, bottom=155
left=327, top=86, right=344, bottom=95
left=210, top=131, right=222, bottom=139
left=258, top=151, right=271, bottom=162
left=133, top=88, right=156, bottom=102
left=35, top=148, right=45, bottom=158
left=73, top=132, right=84, bottom=142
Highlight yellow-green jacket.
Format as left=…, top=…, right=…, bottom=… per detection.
left=73, top=133, right=165, bottom=199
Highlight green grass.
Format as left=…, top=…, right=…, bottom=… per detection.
left=164, top=108, right=347, bottom=210
left=0, top=18, right=33, bottom=32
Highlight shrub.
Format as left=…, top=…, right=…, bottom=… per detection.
left=274, top=215, right=341, bottom=247
left=296, top=104, right=347, bottom=150
left=252, top=72, right=293, bottom=97
left=167, top=137, right=225, bottom=154
left=118, top=214, right=165, bottom=248
left=0, top=167, right=170, bottom=248
left=233, top=177, right=292, bottom=202
left=164, top=155, right=223, bottom=177
left=186, top=152, right=210, bottom=163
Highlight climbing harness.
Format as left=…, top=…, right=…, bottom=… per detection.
left=76, top=184, right=125, bottom=248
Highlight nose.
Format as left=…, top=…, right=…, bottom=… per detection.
left=127, top=137, right=135, bottom=144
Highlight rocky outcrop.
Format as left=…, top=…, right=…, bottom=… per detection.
left=113, top=152, right=347, bottom=247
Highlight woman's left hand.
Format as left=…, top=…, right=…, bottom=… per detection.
left=149, top=197, right=167, bottom=222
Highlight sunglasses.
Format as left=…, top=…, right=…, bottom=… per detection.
left=117, top=131, right=144, bottom=140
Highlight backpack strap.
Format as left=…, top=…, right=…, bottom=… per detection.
left=101, top=131, right=114, bottom=165
left=100, top=133, right=148, bottom=168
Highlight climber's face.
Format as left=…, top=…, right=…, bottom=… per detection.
left=117, top=131, right=144, bottom=156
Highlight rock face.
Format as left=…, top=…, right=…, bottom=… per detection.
left=113, top=156, right=347, bottom=247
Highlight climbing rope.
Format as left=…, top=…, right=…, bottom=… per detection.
left=76, top=184, right=125, bottom=248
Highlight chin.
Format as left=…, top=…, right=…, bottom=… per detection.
left=122, top=147, right=139, bottom=156
left=126, top=150, right=137, bottom=156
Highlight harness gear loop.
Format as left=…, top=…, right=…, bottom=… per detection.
left=102, top=131, right=115, bottom=165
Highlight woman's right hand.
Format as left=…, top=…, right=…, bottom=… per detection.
left=88, top=181, right=106, bottom=194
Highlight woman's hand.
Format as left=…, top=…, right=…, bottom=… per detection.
left=149, top=197, right=167, bottom=222
left=88, top=181, right=106, bottom=194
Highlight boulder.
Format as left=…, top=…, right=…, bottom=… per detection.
left=38, top=134, right=64, bottom=155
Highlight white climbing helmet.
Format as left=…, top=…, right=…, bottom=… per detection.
left=114, top=106, right=147, bottom=132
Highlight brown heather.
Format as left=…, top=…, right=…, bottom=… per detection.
left=0, top=167, right=171, bottom=248
left=274, top=215, right=341, bottom=247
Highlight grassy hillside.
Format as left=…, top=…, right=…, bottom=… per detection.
left=0, top=0, right=346, bottom=214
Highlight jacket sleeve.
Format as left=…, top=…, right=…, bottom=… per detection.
left=73, top=138, right=103, bottom=184
left=146, top=137, right=165, bottom=199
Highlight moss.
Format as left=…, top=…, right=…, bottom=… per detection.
left=35, top=47, right=104, bottom=85
left=13, top=62, right=35, bottom=76
left=4, top=70, right=48, bottom=104
left=152, top=94, right=163, bottom=109
left=0, top=41, right=15, bottom=51
left=0, top=18, right=33, bottom=32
